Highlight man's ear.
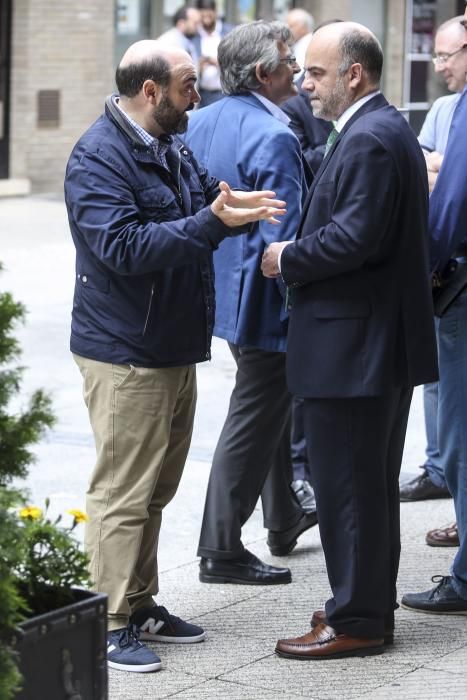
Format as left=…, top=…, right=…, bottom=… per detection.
left=348, top=62, right=363, bottom=88
left=255, top=63, right=270, bottom=86
left=142, top=79, right=163, bottom=103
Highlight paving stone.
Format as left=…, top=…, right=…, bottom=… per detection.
left=145, top=630, right=275, bottom=678
left=108, top=668, right=204, bottom=699
left=425, top=645, right=467, bottom=674
left=354, top=667, right=467, bottom=699
left=170, top=678, right=305, bottom=699
left=219, top=654, right=414, bottom=699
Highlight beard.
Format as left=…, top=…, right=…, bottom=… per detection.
left=309, top=74, right=351, bottom=121
left=152, top=93, right=192, bottom=135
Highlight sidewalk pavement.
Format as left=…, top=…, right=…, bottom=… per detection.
left=1, top=195, right=466, bottom=699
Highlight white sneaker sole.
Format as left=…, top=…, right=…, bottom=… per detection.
left=139, top=630, right=206, bottom=643
left=108, top=659, right=162, bottom=672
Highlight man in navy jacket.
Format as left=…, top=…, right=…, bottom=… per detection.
left=185, top=20, right=316, bottom=587
left=263, top=22, right=437, bottom=659
left=65, top=41, right=285, bottom=673
left=401, top=7, right=467, bottom=617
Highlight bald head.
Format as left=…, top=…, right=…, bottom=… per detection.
left=313, top=22, right=383, bottom=86
left=116, top=40, right=194, bottom=98
left=437, top=15, right=466, bottom=40
left=303, top=22, right=383, bottom=121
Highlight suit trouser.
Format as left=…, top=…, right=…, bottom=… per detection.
left=74, top=355, right=196, bottom=631
left=197, top=343, right=303, bottom=559
left=303, top=387, right=412, bottom=638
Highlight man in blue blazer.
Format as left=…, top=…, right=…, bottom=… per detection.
left=263, top=22, right=438, bottom=658
left=185, top=20, right=316, bottom=585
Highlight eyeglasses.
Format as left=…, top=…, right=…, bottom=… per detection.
left=279, top=55, right=298, bottom=66
left=432, top=44, right=467, bottom=65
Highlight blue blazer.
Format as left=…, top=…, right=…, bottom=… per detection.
left=281, top=94, right=438, bottom=397
left=185, top=93, right=304, bottom=352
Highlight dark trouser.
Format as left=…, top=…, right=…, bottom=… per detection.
left=303, top=387, right=413, bottom=638
left=291, top=397, right=313, bottom=482
left=197, top=343, right=303, bottom=559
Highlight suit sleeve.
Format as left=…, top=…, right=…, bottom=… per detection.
left=429, top=88, right=467, bottom=273
left=281, top=132, right=398, bottom=285
left=253, top=128, right=304, bottom=246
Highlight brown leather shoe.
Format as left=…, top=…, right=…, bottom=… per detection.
left=310, top=610, right=394, bottom=645
left=275, top=623, right=384, bottom=660
left=426, top=522, right=459, bottom=547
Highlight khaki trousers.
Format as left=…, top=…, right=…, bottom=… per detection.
left=74, top=355, right=196, bottom=631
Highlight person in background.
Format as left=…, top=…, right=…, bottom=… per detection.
left=196, top=0, right=233, bottom=106
left=156, top=6, right=201, bottom=63
left=401, top=7, right=467, bottom=617
left=286, top=8, right=315, bottom=73
left=185, top=20, right=317, bottom=587
left=399, top=15, right=467, bottom=549
left=65, top=40, right=286, bottom=673
left=262, top=21, right=437, bottom=659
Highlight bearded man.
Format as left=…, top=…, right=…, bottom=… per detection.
left=65, top=40, right=286, bottom=673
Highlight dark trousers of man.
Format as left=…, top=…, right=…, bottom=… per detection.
left=291, top=397, right=313, bottom=482
left=303, top=387, right=413, bottom=639
left=197, top=343, right=304, bottom=559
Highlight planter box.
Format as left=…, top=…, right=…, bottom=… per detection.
left=11, top=589, right=108, bottom=700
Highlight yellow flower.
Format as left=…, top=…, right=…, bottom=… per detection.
left=19, top=505, right=43, bottom=520
left=66, top=509, right=89, bottom=523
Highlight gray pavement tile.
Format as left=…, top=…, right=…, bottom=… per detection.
left=169, top=678, right=306, bottom=699
left=108, top=668, right=205, bottom=699
left=144, top=631, right=274, bottom=678
left=354, top=667, right=467, bottom=700
left=157, top=562, right=267, bottom=621
left=219, top=654, right=413, bottom=699
left=425, top=645, right=467, bottom=674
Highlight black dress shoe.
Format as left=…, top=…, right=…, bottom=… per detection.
left=399, top=468, right=450, bottom=501
left=199, top=549, right=291, bottom=585
left=267, top=511, right=318, bottom=556
left=291, top=479, right=316, bottom=512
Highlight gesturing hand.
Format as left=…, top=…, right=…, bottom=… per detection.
left=211, top=181, right=287, bottom=227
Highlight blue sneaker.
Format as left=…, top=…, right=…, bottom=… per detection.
left=130, top=605, right=206, bottom=643
left=107, top=624, right=162, bottom=672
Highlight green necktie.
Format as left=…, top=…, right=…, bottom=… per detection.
left=324, top=127, right=339, bottom=156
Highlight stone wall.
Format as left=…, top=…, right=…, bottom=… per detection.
left=10, top=0, right=114, bottom=193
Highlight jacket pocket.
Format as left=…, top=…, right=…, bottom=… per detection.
left=76, top=270, right=110, bottom=293
left=311, top=299, right=371, bottom=319
left=136, top=185, right=178, bottom=221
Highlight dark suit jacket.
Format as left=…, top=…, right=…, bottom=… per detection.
left=282, top=88, right=332, bottom=176
left=281, top=93, right=438, bottom=398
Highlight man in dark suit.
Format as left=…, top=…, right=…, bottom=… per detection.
left=185, top=20, right=317, bottom=586
left=262, top=21, right=438, bottom=658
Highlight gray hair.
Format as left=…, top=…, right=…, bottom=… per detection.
left=219, top=21, right=293, bottom=95
left=337, top=29, right=383, bottom=85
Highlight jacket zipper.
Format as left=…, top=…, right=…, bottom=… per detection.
left=142, top=282, right=155, bottom=336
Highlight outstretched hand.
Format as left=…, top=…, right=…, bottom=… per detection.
left=211, top=181, right=287, bottom=227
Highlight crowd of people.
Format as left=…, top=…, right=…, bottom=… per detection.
left=64, top=0, right=467, bottom=675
